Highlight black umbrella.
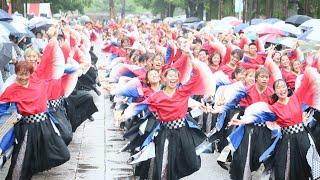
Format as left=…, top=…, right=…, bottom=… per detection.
left=184, top=17, right=201, bottom=23
left=151, top=18, right=161, bottom=23
left=28, top=17, right=55, bottom=33
left=0, top=9, right=12, bottom=21
left=169, top=19, right=183, bottom=27
left=0, top=43, right=21, bottom=68
left=285, top=15, right=313, bottom=26
left=31, top=24, right=52, bottom=33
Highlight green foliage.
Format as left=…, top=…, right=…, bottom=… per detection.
left=84, top=0, right=148, bottom=14
left=222, top=0, right=234, bottom=17
left=46, top=0, right=85, bottom=14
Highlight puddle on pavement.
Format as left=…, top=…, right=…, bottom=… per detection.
left=111, top=167, right=133, bottom=172
left=109, top=138, right=125, bottom=141
left=106, top=160, right=127, bottom=165
left=107, top=128, right=122, bottom=131
left=77, top=163, right=99, bottom=173
left=78, top=164, right=99, bottom=169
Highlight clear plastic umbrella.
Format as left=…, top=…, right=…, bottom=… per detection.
left=11, top=13, right=29, bottom=26
left=10, top=20, right=34, bottom=37
left=305, top=29, right=320, bottom=42
left=29, top=17, right=55, bottom=32
left=0, top=9, right=12, bottom=21
left=0, top=22, right=20, bottom=37
left=274, top=37, right=298, bottom=48
left=80, top=15, right=90, bottom=22
left=221, top=16, right=239, bottom=23
left=275, top=23, right=302, bottom=36
left=299, top=19, right=320, bottom=31
left=0, top=24, right=10, bottom=37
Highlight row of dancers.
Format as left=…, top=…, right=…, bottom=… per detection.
left=101, top=20, right=320, bottom=180
left=0, top=22, right=100, bottom=179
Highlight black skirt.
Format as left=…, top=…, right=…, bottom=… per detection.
left=47, top=99, right=73, bottom=145
left=310, top=110, right=320, bottom=153
left=151, top=118, right=206, bottom=180
left=5, top=112, right=70, bottom=180
left=75, top=67, right=98, bottom=92
left=217, top=107, right=240, bottom=152
left=273, top=125, right=312, bottom=180
left=229, top=124, right=273, bottom=180
left=123, top=113, right=159, bottom=152
left=64, top=90, right=98, bottom=132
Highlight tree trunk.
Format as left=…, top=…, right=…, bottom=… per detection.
left=0, top=0, right=8, bottom=12
left=248, top=0, right=253, bottom=23
left=160, top=9, right=166, bottom=19
left=188, top=0, right=196, bottom=17
left=207, top=0, right=218, bottom=19
left=121, top=0, right=125, bottom=18
left=166, top=3, right=175, bottom=17
left=256, top=0, right=260, bottom=18
left=243, top=0, right=246, bottom=22
left=109, top=0, right=116, bottom=20
left=266, top=0, right=270, bottom=18
left=197, top=1, right=204, bottom=20
left=12, top=0, right=24, bottom=15
left=284, top=0, right=288, bottom=19
left=185, top=7, right=189, bottom=18
left=218, top=0, right=222, bottom=19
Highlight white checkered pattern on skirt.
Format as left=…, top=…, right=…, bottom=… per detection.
left=282, top=123, right=304, bottom=135
left=22, top=112, right=47, bottom=123
left=161, top=119, right=186, bottom=129
left=254, top=122, right=266, bottom=127
left=47, top=98, right=63, bottom=108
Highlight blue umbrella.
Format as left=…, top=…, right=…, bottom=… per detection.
left=0, top=21, right=20, bottom=36
left=247, top=32, right=257, bottom=40
left=234, top=22, right=249, bottom=33
left=250, top=18, right=263, bottom=25
left=262, top=18, right=281, bottom=24
left=0, top=9, right=12, bottom=21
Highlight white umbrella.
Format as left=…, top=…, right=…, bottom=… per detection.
left=0, top=35, right=9, bottom=43
left=299, top=40, right=320, bottom=52
left=80, top=15, right=90, bottom=22
left=212, top=23, right=233, bottom=34
left=163, top=17, right=172, bottom=23
left=275, top=23, right=302, bottom=36
left=11, top=15, right=29, bottom=26
left=29, top=17, right=55, bottom=31
left=10, top=20, right=34, bottom=37
left=306, top=28, right=320, bottom=42
left=0, top=24, right=10, bottom=37
left=221, top=16, right=239, bottom=23
left=299, top=19, right=320, bottom=31
left=274, top=21, right=286, bottom=26
left=274, top=37, right=298, bottom=48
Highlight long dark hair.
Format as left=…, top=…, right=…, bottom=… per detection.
left=271, top=79, right=287, bottom=104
